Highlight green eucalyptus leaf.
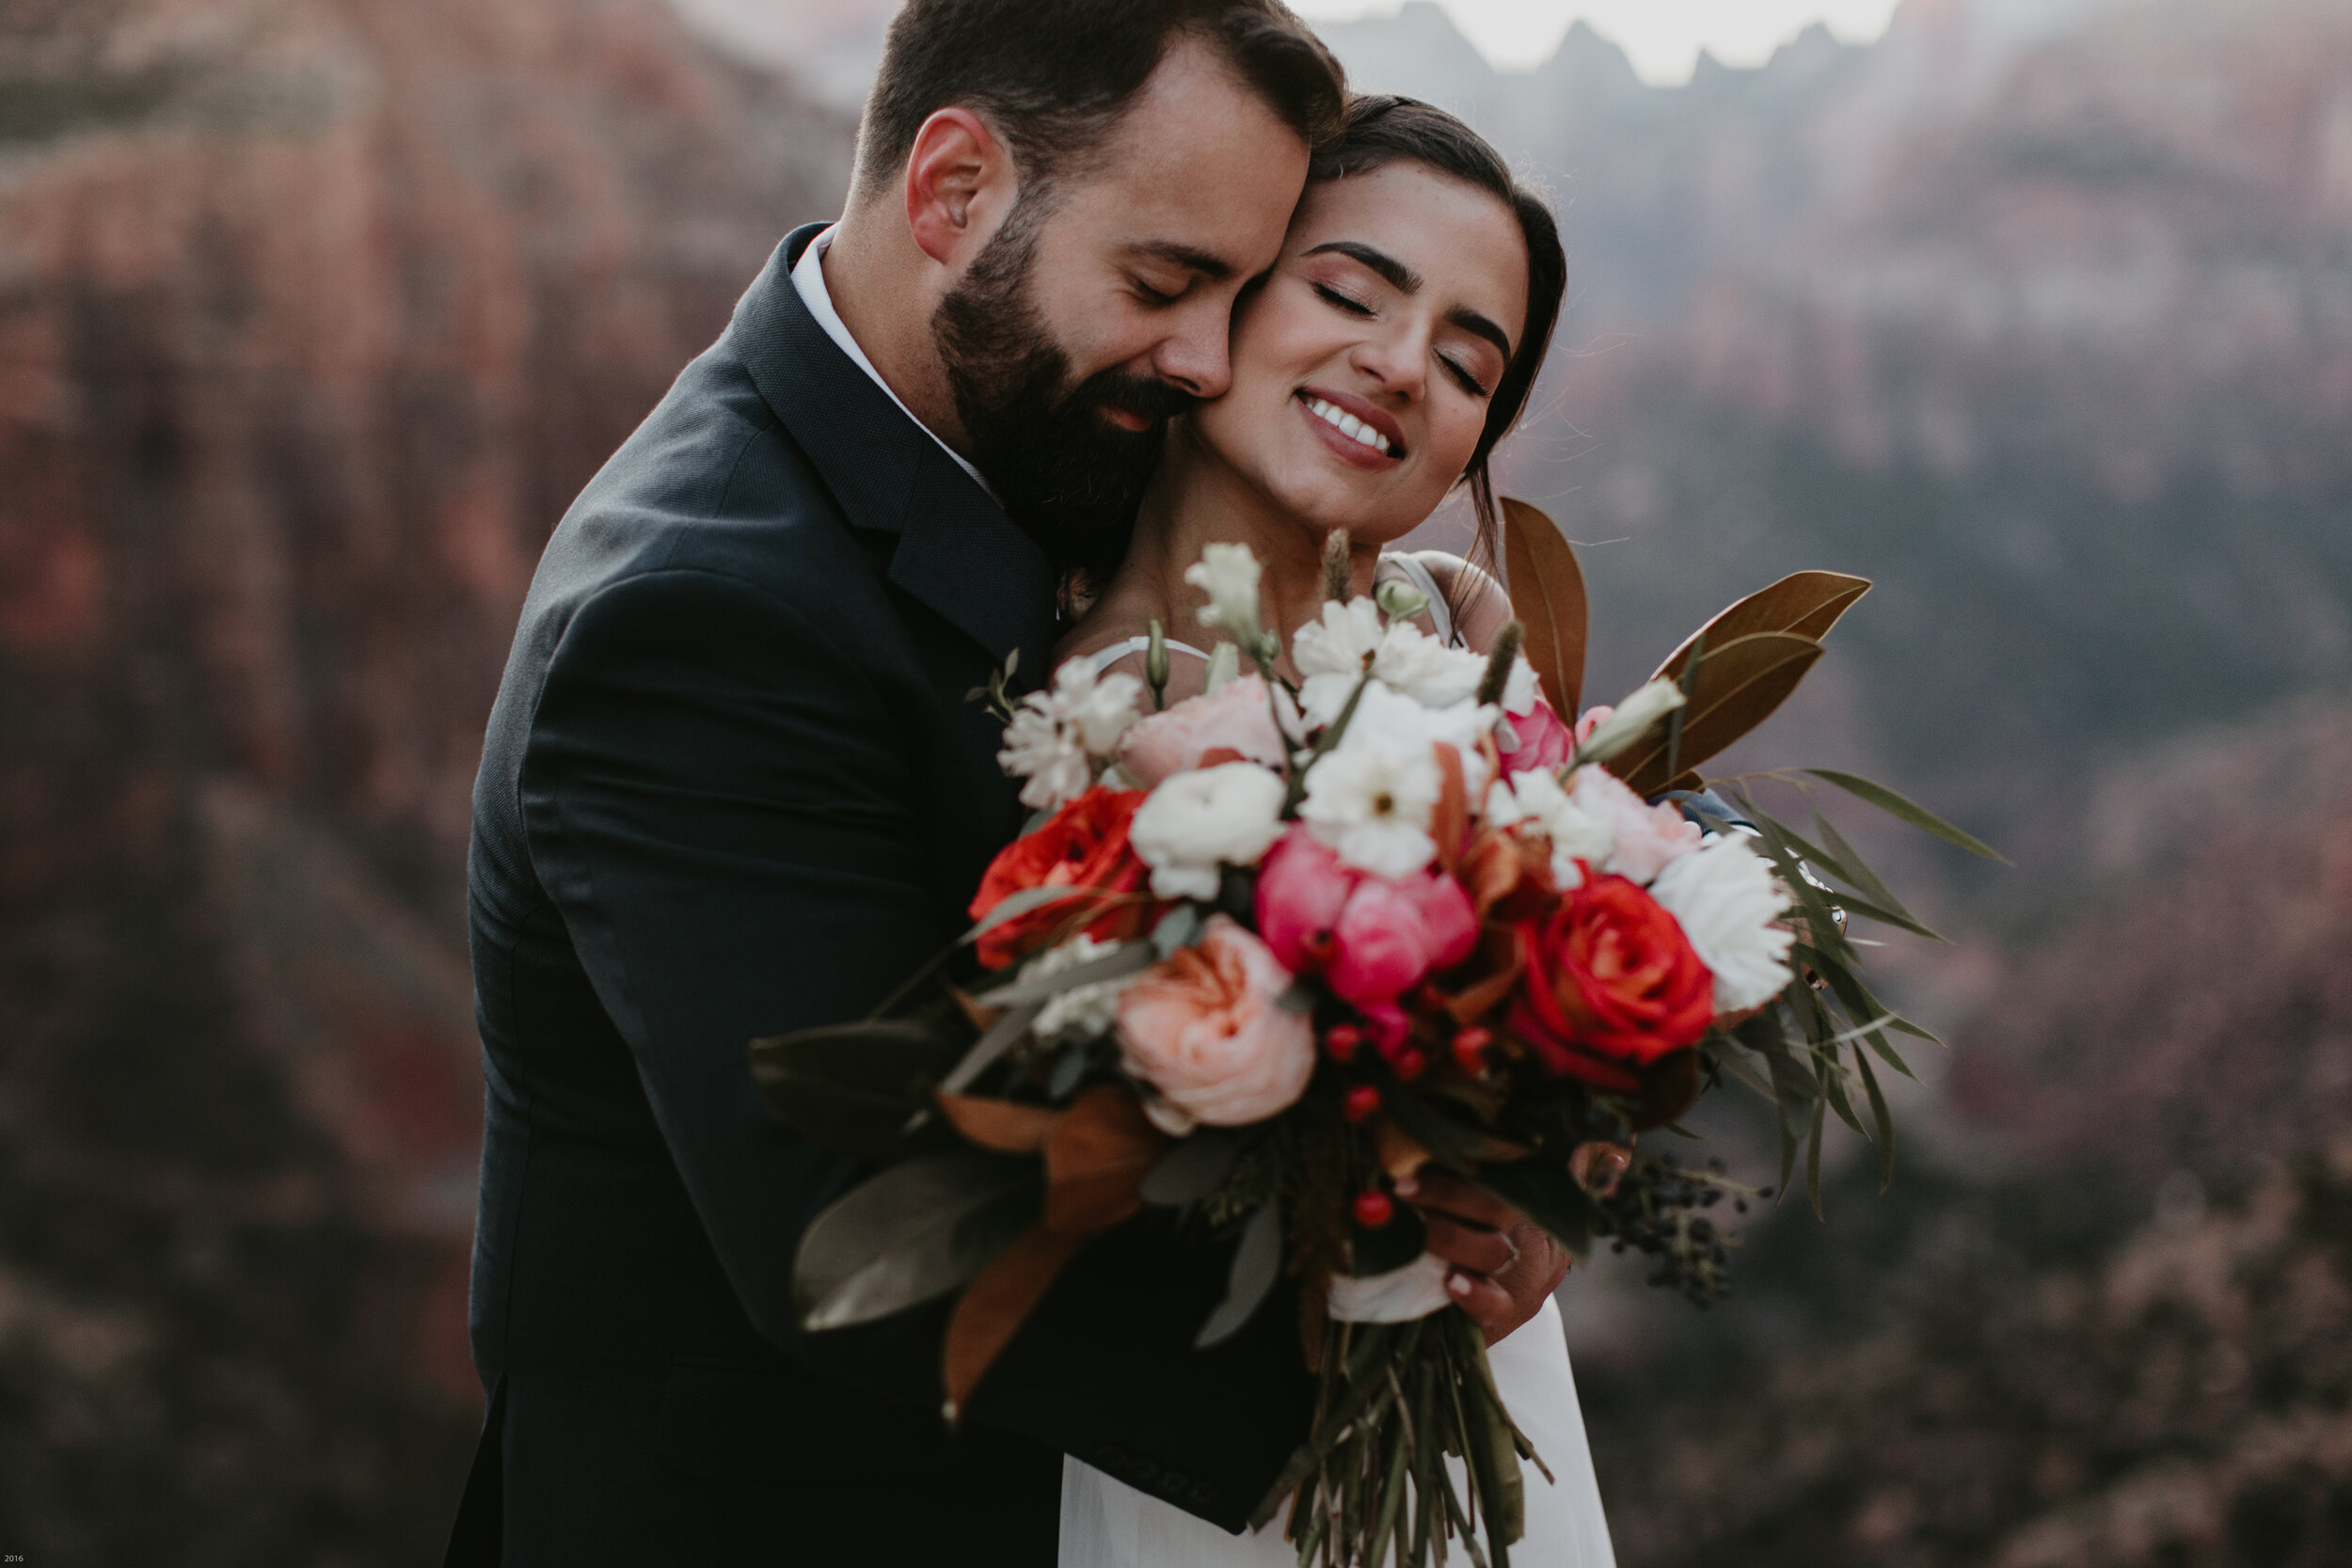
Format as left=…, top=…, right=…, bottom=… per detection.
left=976, top=941, right=1156, bottom=1006
left=1804, top=1098, right=1827, bottom=1218
left=1196, top=1203, right=1284, bottom=1349
left=1856, top=1043, right=1897, bottom=1191
left=1803, top=769, right=2007, bottom=862
left=795, top=1148, right=1041, bottom=1331
left=1810, top=806, right=1910, bottom=916
left=1140, top=1128, right=1245, bottom=1207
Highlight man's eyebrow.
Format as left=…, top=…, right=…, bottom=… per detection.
left=1448, top=305, right=1514, bottom=361
left=1303, top=239, right=1421, bottom=294
left=1131, top=241, right=1234, bottom=279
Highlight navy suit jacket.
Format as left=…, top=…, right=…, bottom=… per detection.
left=450, top=225, right=1314, bottom=1565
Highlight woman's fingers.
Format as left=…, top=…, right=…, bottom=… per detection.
left=1443, top=1266, right=1519, bottom=1343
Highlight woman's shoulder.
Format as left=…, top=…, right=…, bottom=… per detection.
left=1389, top=549, right=1513, bottom=649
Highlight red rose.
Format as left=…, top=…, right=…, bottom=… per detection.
left=969, top=786, right=1151, bottom=969
left=1509, top=873, right=1713, bottom=1087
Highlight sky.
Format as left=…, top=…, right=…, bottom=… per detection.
left=1290, top=0, right=1908, bottom=83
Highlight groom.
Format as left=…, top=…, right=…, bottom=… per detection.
left=450, top=3, right=1556, bottom=1563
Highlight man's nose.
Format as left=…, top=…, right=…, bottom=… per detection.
left=1147, top=297, right=1234, bottom=401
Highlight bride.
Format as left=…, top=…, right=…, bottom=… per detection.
left=1055, top=95, right=1617, bottom=1568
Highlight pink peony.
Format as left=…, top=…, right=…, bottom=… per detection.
left=1117, top=675, right=1294, bottom=790
left=1116, top=916, right=1314, bottom=1132
left=1500, top=697, right=1575, bottom=776
left=1254, top=826, right=1479, bottom=1015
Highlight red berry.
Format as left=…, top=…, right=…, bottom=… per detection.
left=1353, top=1191, right=1395, bottom=1228
left=1325, top=1023, right=1363, bottom=1063
left=1451, top=1027, right=1492, bottom=1073
left=1392, top=1047, right=1428, bottom=1082
left=1342, top=1084, right=1381, bottom=1123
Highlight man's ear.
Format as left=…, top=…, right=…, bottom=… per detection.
left=904, top=107, right=1016, bottom=267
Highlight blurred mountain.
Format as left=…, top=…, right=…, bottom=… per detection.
left=0, top=0, right=850, bottom=1554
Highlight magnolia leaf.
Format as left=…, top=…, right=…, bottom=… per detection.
left=748, top=1020, right=966, bottom=1157
left=1139, top=1128, right=1246, bottom=1206
left=943, top=1223, right=1083, bottom=1418
left=936, top=1092, right=1059, bottom=1155
left=1614, top=632, right=1823, bottom=796
left=1042, top=1085, right=1167, bottom=1235
left=1474, top=1158, right=1597, bottom=1259
left=1501, top=497, right=1588, bottom=719
left=1804, top=769, right=2007, bottom=862
left=976, top=941, right=1157, bottom=1007
left=795, top=1148, right=1041, bottom=1331
left=1196, top=1202, right=1283, bottom=1348
left=1651, top=570, right=1871, bottom=683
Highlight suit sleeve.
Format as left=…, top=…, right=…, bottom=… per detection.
left=520, top=564, right=1312, bottom=1523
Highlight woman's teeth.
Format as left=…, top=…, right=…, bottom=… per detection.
left=1302, top=395, right=1394, bottom=457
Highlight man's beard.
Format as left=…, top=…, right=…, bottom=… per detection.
left=934, top=211, right=1198, bottom=579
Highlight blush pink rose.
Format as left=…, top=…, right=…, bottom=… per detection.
left=1566, top=765, right=1702, bottom=885
left=1500, top=697, right=1575, bottom=776
left=1117, top=675, right=1294, bottom=790
left=1255, top=826, right=1479, bottom=1016
left=1116, top=915, right=1314, bottom=1132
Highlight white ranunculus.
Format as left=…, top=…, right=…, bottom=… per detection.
left=1185, top=543, right=1266, bottom=650
left=1027, top=935, right=1140, bottom=1040
left=1648, top=836, right=1796, bottom=1011
left=1576, top=676, right=1686, bottom=764
left=1293, top=597, right=1383, bottom=725
left=1128, top=761, right=1288, bottom=900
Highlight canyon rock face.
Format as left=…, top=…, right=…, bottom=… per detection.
left=0, top=0, right=850, bottom=1554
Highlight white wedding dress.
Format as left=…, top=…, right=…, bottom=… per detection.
left=1057, top=1295, right=1616, bottom=1568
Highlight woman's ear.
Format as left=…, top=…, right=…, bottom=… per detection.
left=903, top=108, right=1017, bottom=267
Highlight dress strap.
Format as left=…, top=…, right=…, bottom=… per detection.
left=1378, top=553, right=1456, bottom=646
left=1082, top=634, right=1211, bottom=677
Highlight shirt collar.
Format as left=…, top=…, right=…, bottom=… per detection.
left=789, top=224, right=1000, bottom=503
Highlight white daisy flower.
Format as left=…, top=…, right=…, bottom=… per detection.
left=1648, top=836, right=1796, bottom=1012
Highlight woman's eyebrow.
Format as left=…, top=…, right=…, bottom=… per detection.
left=1447, top=305, right=1513, bottom=360
left=1303, top=240, right=1420, bottom=294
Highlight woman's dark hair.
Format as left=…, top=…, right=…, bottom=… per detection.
left=858, top=0, right=1345, bottom=202
left=1310, top=95, right=1567, bottom=620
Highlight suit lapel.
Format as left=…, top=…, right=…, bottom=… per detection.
left=726, top=226, right=1058, bottom=686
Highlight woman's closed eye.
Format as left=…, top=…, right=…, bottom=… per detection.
left=1440, top=356, right=1491, bottom=399
left=1311, top=281, right=1373, bottom=317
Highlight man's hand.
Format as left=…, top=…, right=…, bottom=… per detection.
left=1398, top=1169, right=1573, bottom=1346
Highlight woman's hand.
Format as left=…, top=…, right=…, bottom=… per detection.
left=1396, top=1168, right=1573, bottom=1346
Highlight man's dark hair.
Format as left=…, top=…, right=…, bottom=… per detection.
left=855, top=0, right=1345, bottom=200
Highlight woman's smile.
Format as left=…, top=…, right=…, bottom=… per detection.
left=1295, top=386, right=1406, bottom=467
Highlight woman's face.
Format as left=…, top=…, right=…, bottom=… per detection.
left=1189, top=161, right=1531, bottom=547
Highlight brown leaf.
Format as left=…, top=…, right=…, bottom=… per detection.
left=1442, top=956, right=1525, bottom=1027
left=1502, top=497, right=1588, bottom=719
left=1613, top=632, right=1823, bottom=797
left=1649, top=570, right=1870, bottom=685
left=1043, top=1084, right=1168, bottom=1236
left=942, top=1223, right=1082, bottom=1418
left=947, top=985, right=1001, bottom=1035
left=1374, top=1116, right=1435, bottom=1182
left=1431, top=742, right=1468, bottom=876
left=937, top=1093, right=1060, bottom=1155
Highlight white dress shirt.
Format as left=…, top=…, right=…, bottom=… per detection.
left=789, top=224, right=997, bottom=500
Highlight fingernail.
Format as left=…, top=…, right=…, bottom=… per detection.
left=1447, top=1271, right=1471, bottom=1296
left=1394, top=1176, right=1419, bottom=1197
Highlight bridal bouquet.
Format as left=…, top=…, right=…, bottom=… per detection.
left=750, top=502, right=1994, bottom=1568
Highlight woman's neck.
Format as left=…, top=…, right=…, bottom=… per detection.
left=1090, top=423, right=1388, bottom=673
